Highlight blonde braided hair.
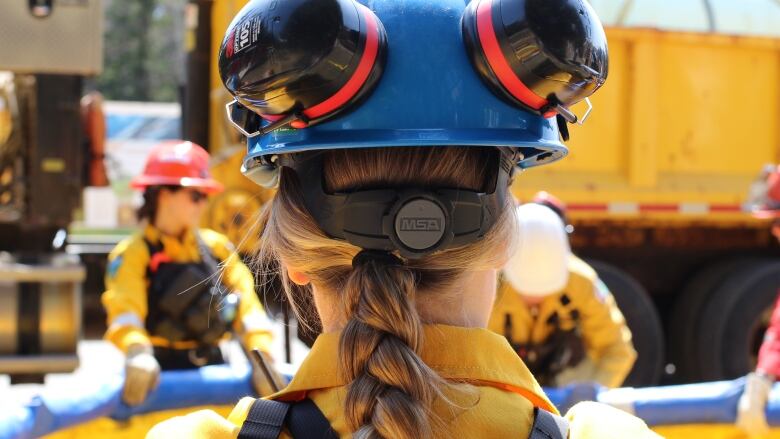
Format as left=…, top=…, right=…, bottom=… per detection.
left=255, top=147, right=516, bottom=438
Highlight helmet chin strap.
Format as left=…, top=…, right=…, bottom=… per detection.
left=277, top=149, right=515, bottom=259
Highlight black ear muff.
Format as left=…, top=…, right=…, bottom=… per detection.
left=462, top=0, right=608, bottom=123
left=219, top=0, right=387, bottom=135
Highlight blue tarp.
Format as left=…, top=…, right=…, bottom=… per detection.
left=2, top=371, right=779, bottom=439
left=0, top=366, right=254, bottom=439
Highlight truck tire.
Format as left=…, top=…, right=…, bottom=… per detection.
left=668, top=258, right=762, bottom=382
left=695, top=260, right=780, bottom=381
left=588, top=260, right=664, bottom=386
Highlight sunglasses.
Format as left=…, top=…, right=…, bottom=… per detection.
left=188, top=190, right=209, bottom=203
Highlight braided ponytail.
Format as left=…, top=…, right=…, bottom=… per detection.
left=340, top=253, right=440, bottom=438
left=255, top=147, right=516, bottom=438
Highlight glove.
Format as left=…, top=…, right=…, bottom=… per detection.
left=737, top=372, right=774, bottom=437
left=250, top=350, right=286, bottom=397
left=122, top=344, right=161, bottom=406
left=553, top=357, right=597, bottom=387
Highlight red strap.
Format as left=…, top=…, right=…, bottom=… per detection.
left=260, top=5, right=381, bottom=126
left=149, top=252, right=172, bottom=273
left=302, top=5, right=380, bottom=121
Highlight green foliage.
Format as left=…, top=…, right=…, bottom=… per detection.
left=97, top=0, right=185, bottom=102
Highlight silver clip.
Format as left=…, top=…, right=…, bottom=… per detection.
left=555, top=97, right=593, bottom=126
left=225, top=100, right=300, bottom=138
left=225, top=100, right=261, bottom=138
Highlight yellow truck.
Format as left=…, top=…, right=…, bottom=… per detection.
left=191, top=0, right=780, bottom=388
left=515, top=2, right=780, bottom=387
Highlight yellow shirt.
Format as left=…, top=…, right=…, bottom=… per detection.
left=489, top=255, right=636, bottom=388
left=146, top=325, right=658, bottom=438
left=101, top=224, right=273, bottom=353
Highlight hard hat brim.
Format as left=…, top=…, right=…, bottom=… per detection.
left=130, top=176, right=224, bottom=193
left=249, top=128, right=568, bottom=169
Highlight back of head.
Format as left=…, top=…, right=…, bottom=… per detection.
left=502, top=203, right=571, bottom=297
left=258, top=146, right=516, bottom=438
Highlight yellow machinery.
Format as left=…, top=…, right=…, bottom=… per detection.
left=518, top=27, right=780, bottom=224
left=181, top=0, right=274, bottom=253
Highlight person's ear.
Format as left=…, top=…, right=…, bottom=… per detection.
left=287, top=268, right=311, bottom=286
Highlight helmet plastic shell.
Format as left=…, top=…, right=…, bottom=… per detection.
left=234, top=0, right=570, bottom=169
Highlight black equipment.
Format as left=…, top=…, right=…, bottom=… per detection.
left=282, top=150, right=514, bottom=259
left=144, top=234, right=238, bottom=369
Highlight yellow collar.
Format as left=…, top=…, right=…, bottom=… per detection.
left=274, top=324, right=556, bottom=412
left=143, top=224, right=197, bottom=248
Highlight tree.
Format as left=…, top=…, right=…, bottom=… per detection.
left=97, top=0, right=185, bottom=102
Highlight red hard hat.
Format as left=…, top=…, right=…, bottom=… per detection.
left=751, top=165, right=780, bottom=219
left=130, top=140, right=224, bottom=193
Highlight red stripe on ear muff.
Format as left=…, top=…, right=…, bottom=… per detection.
left=300, top=5, right=380, bottom=125
left=476, top=0, right=548, bottom=112
left=257, top=5, right=380, bottom=130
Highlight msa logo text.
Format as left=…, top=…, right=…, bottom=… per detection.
left=398, top=217, right=442, bottom=232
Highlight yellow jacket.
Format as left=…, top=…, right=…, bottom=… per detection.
left=489, top=255, right=636, bottom=388
left=102, top=224, right=273, bottom=353
left=146, top=325, right=657, bottom=438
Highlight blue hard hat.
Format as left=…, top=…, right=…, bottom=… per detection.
left=219, top=0, right=609, bottom=184
left=219, top=0, right=609, bottom=256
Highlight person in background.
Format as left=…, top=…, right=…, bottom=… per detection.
left=102, top=140, right=281, bottom=406
left=737, top=164, right=780, bottom=436
left=489, top=202, right=637, bottom=388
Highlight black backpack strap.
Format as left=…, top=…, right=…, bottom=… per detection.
left=287, top=398, right=339, bottom=439
left=238, top=398, right=291, bottom=439
left=238, top=398, right=338, bottom=439
left=529, top=407, right=569, bottom=439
